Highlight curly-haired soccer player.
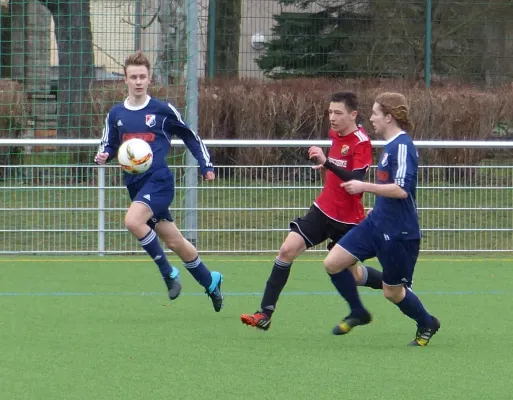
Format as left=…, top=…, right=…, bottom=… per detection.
left=324, top=92, right=440, bottom=346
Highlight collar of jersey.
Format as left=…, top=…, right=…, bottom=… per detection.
left=384, top=131, right=406, bottom=145
left=124, top=95, right=151, bottom=111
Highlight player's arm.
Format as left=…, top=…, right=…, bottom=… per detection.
left=164, top=103, right=214, bottom=177
left=325, top=138, right=371, bottom=181
left=319, top=167, right=326, bottom=181
left=342, top=143, right=415, bottom=199
left=95, top=112, right=120, bottom=165
left=308, top=146, right=328, bottom=181
left=311, top=139, right=370, bottom=181
left=352, top=182, right=407, bottom=199
left=323, top=161, right=366, bottom=181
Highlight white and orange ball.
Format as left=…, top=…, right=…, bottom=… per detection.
left=117, top=138, right=153, bottom=174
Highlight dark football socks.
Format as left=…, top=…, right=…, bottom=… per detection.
left=260, top=258, right=292, bottom=317
left=329, top=269, right=368, bottom=316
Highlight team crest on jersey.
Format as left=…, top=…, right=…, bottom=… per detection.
left=145, top=114, right=156, bottom=128
left=341, top=144, right=350, bottom=156
left=381, top=153, right=389, bottom=166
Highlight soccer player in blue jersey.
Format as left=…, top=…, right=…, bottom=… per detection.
left=94, top=51, right=224, bottom=312
left=323, top=92, right=440, bottom=346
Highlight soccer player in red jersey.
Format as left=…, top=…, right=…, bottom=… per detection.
left=240, top=92, right=383, bottom=331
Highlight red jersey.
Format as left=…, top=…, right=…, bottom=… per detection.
left=314, top=127, right=372, bottom=224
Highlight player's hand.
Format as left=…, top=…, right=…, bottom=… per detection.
left=95, top=152, right=109, bottom=165
left=204, top=171, right=215, bottom=181
left=341, top=180, right=366, bottom=195
left=308, top=146, right=327, bottom=165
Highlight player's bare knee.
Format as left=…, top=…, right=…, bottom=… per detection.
left=383, top=285, right=404, bottom=303
left=124, top=216, right=140, bottom=234
left=278, top=242, right=303, bottom=263
left=349, top=264, right=363, bottom=283
left=324, top=246, right=354, bottom=274
left=324, top=254, right=343, bottom=274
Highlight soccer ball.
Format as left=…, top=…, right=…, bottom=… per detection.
left=117, top=138, right=153, bottom=174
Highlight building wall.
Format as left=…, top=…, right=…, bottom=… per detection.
left=46, top=0, right=313, bottom=79
left=51, top=0, right=153, bottom=74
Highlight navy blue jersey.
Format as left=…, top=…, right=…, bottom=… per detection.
left=367, top=132, right=421, bottom=239
left=98, top=95, right=213, bottom=185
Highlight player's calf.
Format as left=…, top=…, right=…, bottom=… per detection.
left=357, top=265, right=383, bottom=290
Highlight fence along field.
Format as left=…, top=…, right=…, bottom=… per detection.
left=0, top=140, right=511, bottom=254
left=2, top=1, right=513, bottom=254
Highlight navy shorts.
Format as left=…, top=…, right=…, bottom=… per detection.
left=337, top=218, right=420, bottom=286
left=127, top=168, right=175, bottom=229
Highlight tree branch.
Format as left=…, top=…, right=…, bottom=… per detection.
left=121, top=4, right=161, bottom=30
left=93, top=44, right=125, bottom=69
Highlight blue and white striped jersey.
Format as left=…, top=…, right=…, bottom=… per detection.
left=368, top=132, right=421, bottom=239
left=98, top=95, right=213, bottom=185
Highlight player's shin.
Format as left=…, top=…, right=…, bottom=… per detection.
left=392, top=287, right=432, bottom=327
left=260, top=258, right=292, bottom=317
left=328, top=269, right=368, bottom=316
left=184, top=256, right=224, bottom=312
left=359, top=266, right=383, bottom=290
left=138, top=229, right=176, bottom=278
left=183, top=256, right=213, bottom=289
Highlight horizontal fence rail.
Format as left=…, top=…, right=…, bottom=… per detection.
left=2, top=139, right=513, bottom=148
left=0, top=140, right=512, bottom=254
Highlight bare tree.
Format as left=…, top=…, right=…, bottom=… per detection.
left=153, top=0, right=188, bottom=84
left=368, top=0, right=513, bottom=84
left=120, top=0, right=187, bottom=85
left=38, top=0, right=94, bottom=139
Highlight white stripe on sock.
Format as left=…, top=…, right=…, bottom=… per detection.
left=184, top=257, right=201, bottom=269
left=139, top=230, right=157, bottom=247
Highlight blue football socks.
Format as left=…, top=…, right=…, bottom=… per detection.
left=184, top=256, right=213, bottom=290
left=138, top=229, right=176, bottom=278
left=329, top=269, right=367, bottom=316
left=396, top=288, right=432, bottom=327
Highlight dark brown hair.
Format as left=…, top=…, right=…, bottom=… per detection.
left=329, top=91, right=358, bottom=112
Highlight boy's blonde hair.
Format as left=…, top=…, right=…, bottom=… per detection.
left=123, top=51, right=151, bottom=76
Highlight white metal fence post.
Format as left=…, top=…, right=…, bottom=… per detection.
left=97, top=166, right=106, bottom=256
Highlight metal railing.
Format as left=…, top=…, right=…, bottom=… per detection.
left=0, top=139, right=512, bottom=254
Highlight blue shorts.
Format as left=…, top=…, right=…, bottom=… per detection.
left=127, top=167, right=174, bottom=229
left=338, top=218, right=420, bottom=287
